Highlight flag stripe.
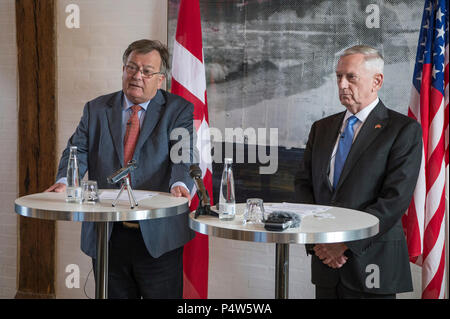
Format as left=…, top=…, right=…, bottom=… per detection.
left=171, top=78, right=207, bottom=124
left=172, top=39, right=206, bottom=104
left=403, top=198, right=422, bottom=257
left=426, top=93, right=444, bottom=161
left=422, top=222, right=446, bottom=298
left=175, top=0, right=203, bottom=63
left=423, top=185, right=446, bottom=261
left=196, top=118, right=213, bottom=173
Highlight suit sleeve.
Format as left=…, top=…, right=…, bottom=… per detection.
left=345, top=120, right=423, bottom=256
left=168, top=100, right=195, bottom=192
left=294, top=122, right=316, bottom=204
left=56, top=103, right=90, bottom=181
left=294, top=122, right=317, bottom=254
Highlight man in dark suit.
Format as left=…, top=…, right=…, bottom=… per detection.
left=295, top=45, right=422, bottom=298
left=46, top=39, right=194, bottom=298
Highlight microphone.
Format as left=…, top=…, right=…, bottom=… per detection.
left=189, top=164, right=210, bottom=208
left=107, top=160, right=138, bottom=184
left=189, top=164, right=217, bottom=218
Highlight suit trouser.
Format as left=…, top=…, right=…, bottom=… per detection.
left=93, top=222, right=184, bottom=299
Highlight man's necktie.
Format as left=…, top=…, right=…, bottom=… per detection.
left=123, top=105, right=142, bottom=165
left=333, top=115, right=358, bottom=189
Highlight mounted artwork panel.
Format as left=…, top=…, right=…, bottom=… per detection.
left=168, top=0, right=424, bottom=203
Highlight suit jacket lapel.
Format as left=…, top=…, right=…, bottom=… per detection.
left=134, top=90, right=165, bottom=157
left=335, top=101, right=389, bottom=190
left=105, top=91, right=124, bottom=166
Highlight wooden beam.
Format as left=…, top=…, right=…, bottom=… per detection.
left=15, top=0, right=57, bottom=299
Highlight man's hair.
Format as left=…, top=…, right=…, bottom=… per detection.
left=340, top=45, right=384, bottom=74
left=122, top=39, right=170, bottom=75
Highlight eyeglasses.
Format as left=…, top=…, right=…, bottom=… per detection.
left=124, top=64, right=163, bottom=79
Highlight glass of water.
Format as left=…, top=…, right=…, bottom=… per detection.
left=243, top=198, right=265, bottom=224
left=82, top=180, right=99, bottom=204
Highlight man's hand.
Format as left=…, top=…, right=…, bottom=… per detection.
left=171, top=185, right=191, bottom=205
left=44, top=183, right=67, bottom=193
left=313, top=243, right=349, bottom=269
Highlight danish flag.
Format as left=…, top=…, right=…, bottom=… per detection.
left=171, top=0, right=212, bottom=299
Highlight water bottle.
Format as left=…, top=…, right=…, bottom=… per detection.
left=66, top=146, right=82, bottom=203
left=219, top=158, right=235, bottom=220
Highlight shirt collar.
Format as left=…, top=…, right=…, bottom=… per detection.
left=123, top=94, right=151, bottom=111
left=343, top=97, right=379, bottom=124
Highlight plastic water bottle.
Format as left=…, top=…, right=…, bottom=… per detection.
left=219, top=158, right=235, bottom=220
left=66, top=146, right=82, bottom=203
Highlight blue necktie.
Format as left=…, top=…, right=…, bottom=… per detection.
left=333, top=115, right=358, bottom=188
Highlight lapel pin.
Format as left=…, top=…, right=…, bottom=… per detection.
left=374, top=124, right=382, bottom=129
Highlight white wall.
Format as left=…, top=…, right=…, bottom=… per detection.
left=0, top=0, right=18, bottom=299
left=55, top=0, right=167, bottom=298
left=208, top=239, right=314, bottom=298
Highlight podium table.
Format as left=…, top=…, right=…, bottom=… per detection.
left=15, top=190, right=189, bottom=299
left=189, top=203, right=379, bottom=299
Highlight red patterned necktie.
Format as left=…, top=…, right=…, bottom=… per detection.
left=123, top=105, right=142, bottom=165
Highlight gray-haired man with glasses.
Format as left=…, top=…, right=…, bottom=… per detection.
left=46, top=39, right=195, bottom=298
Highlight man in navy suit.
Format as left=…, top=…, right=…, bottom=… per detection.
left=46, top=39, right=194, bottom=298
left=295, top=45, right=422, bottom=298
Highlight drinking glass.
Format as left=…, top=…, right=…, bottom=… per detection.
left=82, top=180, right=99, bottom=204
left=243, top=198, right=265, bottom=224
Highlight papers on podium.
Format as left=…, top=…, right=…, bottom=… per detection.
left=99, top=190, right=157, bottom=203
left=264, top=202, right=334, bottom=219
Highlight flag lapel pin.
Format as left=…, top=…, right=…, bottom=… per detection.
left=374, top=124, right=382, bottom=129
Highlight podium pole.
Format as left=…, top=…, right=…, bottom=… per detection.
left=275, top=243, right=289, bottom=299
left=95, top=222, right=110, bottom=299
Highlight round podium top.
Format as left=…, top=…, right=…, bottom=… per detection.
left=189, top=203, right=379, bottom=244
left=15, top=190, right=189, bottom=222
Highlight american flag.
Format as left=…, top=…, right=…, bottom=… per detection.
left=171, top=0, right=212, bottom=299
left=403, top=0, right=449, bottom=299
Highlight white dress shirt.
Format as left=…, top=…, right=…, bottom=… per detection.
left=328, top=97, right=379, bottom=186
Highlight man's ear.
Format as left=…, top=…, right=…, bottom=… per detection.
left=157, top=74, right=166, bottom=89
left=373, top=73, right=383, bottom=91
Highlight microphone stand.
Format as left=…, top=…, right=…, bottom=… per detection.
left=111, top=175, right=138, bottom=209
left=107, top=160, right=139, bottom=209
left=194, top=190, right=214, bottom=219
left=189, top=164, right=218, bottom=219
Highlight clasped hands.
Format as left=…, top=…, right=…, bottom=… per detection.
left=313, top=243, right=348, bottom=269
